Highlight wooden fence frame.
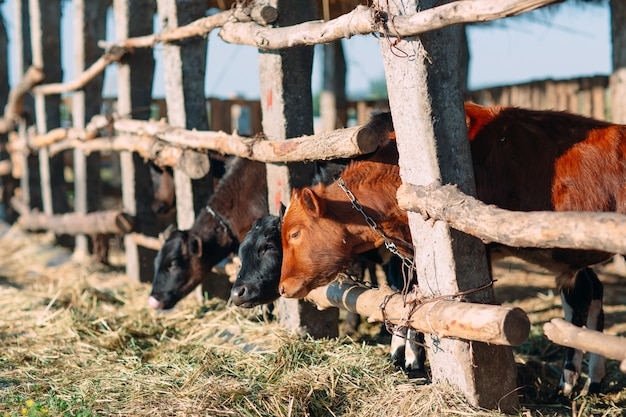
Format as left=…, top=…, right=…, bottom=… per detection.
left=2, top=0, right=624, bottom=411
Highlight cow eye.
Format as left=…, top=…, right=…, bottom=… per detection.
left=263, top=242, right=276, bottom=252
left=167, top=259, right=179, bottom=272
left=289, top=230, right=300, bottom=240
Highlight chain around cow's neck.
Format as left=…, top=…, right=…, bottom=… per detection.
left=205, top=205, right=237, bottom=242
left=336, top=176, right=413, bottom=267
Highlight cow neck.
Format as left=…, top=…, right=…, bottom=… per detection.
left=204, top=204, right=238, bottom=244
left=335, top=176, right=414, bottom=263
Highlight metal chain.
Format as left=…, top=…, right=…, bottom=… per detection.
left=337, top=176, right=413, bottom=268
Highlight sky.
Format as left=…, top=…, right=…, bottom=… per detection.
left=0, top=1, right=613, bottom=100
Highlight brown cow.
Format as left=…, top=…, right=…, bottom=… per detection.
left=280, top=103, right=626, bottom=395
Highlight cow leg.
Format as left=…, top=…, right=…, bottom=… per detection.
left=390, top=329, right=406, bottom=369
left=583, top=268, right=605, bottom=395
left=389, top=328, right=427, bottom=379
left=403, top=329, right=427, bottom=379
left=559, top=267, right=603, bottom=396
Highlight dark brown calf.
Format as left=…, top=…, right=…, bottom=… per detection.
left=149, top=157, right=268, bottom=310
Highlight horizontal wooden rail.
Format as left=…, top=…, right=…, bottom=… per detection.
left=544, top=318, right=626, bottom=373
left=0, top=66, right=45, bottom=134
left=12, top=197, right=135, bottom=235
left=10, top=115, right=386, bottom=163
left=219, top=0, right=557, bottom=49
left=397, top=182, right=626, bottom=254
left=305, top=278, right=530, bottom=347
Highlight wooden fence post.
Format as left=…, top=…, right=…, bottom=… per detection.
left=375, top=0, right=518, bottom=411
left=71, top=0, right=108, bottom=260
left=157, top=0, right=219, bottom=300
left=114, top=0, right=158, bottom=282
left=320, top=41, right=347, bottom=131
left=29, top=0, right=69, bottom=222
left=259, top=0, right=339, bottom=338
left=0, top=8, right=10, bottom=222
left=14, top=0, right=38, bottom=213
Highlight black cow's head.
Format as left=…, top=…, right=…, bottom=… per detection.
left=149, top=229, right=203, bottom=310
left=230, top=215, right=282, bottom=308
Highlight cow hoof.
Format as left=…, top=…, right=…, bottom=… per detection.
left=406, top=367, right=427, bottom=380
left=583, top=380, right=602, bottom=396
left=560, top=368, right=579, bottom=397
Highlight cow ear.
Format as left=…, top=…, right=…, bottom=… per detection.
left=187, top=235, right=203, bottom=258
left=300, top=188, right=324, bottom=216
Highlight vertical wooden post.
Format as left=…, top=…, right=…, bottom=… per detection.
left=259, top=0, right=339, bottom=338
left=157, top=0, right=212, bottom=232
left=114, top=0, right=158, bottom=282
left=72, top=0, right=108, bottom=260
left=157, top=0, right=216, bottom=301
left=375, top=0, right=518, bottom=411
left=0, top=8, right=10, bottom=221
left=29, top=0, right=69, bottom=220
left=14, top=0, right=41, bottom=213
left=319, top=40, right=347, bottom=131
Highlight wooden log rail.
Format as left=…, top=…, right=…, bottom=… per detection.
left=305, top=278, right=530, bottom=347
left=0, top=66, right=45, bottom=134
left=9, top=115, right=386, bottom=163
left=397, top=182, right=626, bottom=255
left=12, top=197, right=134, bottom=235
left=544, top=318, right=626, bottom=373
left=219, top=0, right=558, bottom=49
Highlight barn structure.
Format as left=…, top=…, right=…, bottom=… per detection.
left=1, top=0, right=626, bottom=412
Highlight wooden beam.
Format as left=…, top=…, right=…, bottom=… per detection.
left=306, top=279, right=530, bottom=347
left=544, top=318, right=626, bottom=367
left=397, top=182, right=626, bottom=255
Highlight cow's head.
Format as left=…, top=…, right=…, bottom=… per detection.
left=148, top=229, right=204, bottom=310
left=230, top=214, right=282, bottom=307
left=279, top=187, right=352, bottom=298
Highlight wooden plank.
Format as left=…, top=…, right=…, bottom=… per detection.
left=114, top=0, right=158, bottom=282
left=260, top=0, right=339, bottom=339
left=375, top=0, right=518, bottom=411
left=591, top=75, right=608, bottom=120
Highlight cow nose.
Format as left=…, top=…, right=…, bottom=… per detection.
left=230, top=284, right=248, bottom=306
left=279, top=284, right=285, bottom=295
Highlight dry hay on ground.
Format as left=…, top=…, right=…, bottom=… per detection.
left=0, top=223, right=624, bottom=416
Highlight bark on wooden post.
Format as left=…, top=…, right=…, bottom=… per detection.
left=29, top=0, right=69, bottom=220
left=72, top=0, right=108, bottom=260
left=319, top=40, right=347, bottom=131
left=259, top=0, right=339, bottom=339
left=157, top=0, right=212, bottom=232
left=375, top=0, right=518, bottom=411
left=114, top=0, right=158, bottom=282
left=0, top=9, right=10, bottom=222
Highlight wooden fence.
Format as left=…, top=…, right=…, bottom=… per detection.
left=1, top=0, right=625, bottom=411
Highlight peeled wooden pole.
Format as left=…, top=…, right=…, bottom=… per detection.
left=305, top=279, right=530, bottom=347
left=544, top=318, right=626, bottom=373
